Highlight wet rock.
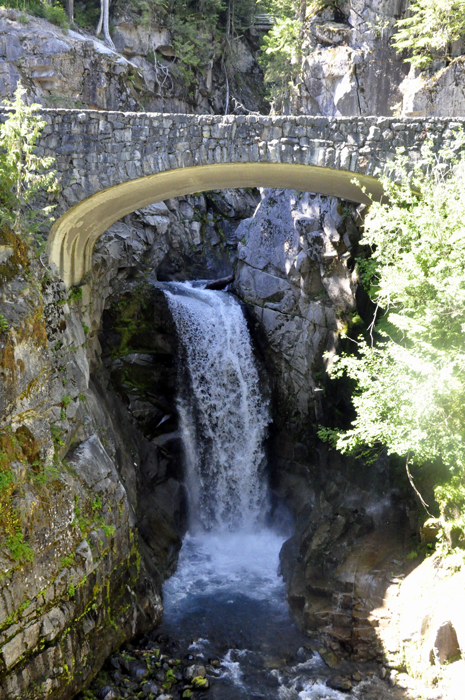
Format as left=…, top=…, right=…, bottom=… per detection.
left=129, top=659, right=149, bottom=679
left=132, top=666, right=149, bottom=681
left=98, top=687, right=120, bottom=700
left=319, top=648, right=340, bottom=668
left=263, top=656, right=287, bottom=670
left=327, top=675, right=353, bottom=692
left=141, top=681, right=159, bottom=696
left=183, top=664, right=206, bottom=680
left=206, top=664, right=221, bottom=677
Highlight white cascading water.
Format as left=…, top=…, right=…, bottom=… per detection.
left=164, top=282, right=270, bottom=531
left=160, top=282, right=349, bottom=700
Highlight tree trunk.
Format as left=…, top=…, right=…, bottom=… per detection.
left=97, top=0, right=115, bottom=49
left=66, top=0, right=74, bottom=23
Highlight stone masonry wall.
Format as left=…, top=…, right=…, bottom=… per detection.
left=19, top=111, right=465, bottom=211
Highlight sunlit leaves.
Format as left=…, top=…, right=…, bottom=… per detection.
left=321, top=144, right=465, bottom=504
left=392, top=0, right=465, bottom=67
left=0, top=84, right=58, bottom=244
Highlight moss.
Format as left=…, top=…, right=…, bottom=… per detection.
left=0, top=426, right=41, bottom=563
left=109, top=282, right=154, bottom=358
left=0, top=224, right=29, bottom=284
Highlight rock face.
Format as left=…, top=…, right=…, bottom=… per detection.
left=0, top=7, right=266, bottom=115
left=400, top=58, right=465, bottom=117
left=296, top=1, right=410, bottom=116
left=235, top=188, right=358, bottom=425
left=0, top=186, right=258, bottom=698
left=0, top=10, right=142, bottom=111
left=233, top=189, right=418, bottom=662
left=372, top=553, right=465, bottom=700
left=0, top=240, right=164, bottom=698
left=297, top=1, right=465, bottom=119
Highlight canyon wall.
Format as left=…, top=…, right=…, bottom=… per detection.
left=1, top=2, right=465, bottom=698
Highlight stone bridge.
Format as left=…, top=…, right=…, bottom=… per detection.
left=8, top=108, right=465, bottom=287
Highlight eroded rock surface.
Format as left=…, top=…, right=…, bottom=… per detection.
left=373, top=553, right=465, bottom=699
left=296, top=0, right=409, bottom=116
left=400, top=58, right=465, bottom=117
left=0, top=243, right=165, bottom=699
left=235, top=188, right=358, bottom=425
left=0, top=7, right=266, bottom=115
left=233, top=189, right=420, bottom=665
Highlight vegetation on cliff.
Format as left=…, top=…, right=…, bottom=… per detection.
left=258, top=0, right=302, bottom=110
left=0, top=85, right=58, bottom=247
left=393, top=0, right=465, bottom=68
left=319, top=143, right=465, bottom=552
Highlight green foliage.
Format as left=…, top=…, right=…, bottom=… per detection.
left=101, top=524, right=115, bottom=538
left=109, top=0, right=261, bottom=97
left=68, top=286, right=83, bottom=302
left=0, top=84, right=58, bottom=246
left=5, top=531, right=34, bottom=563
left=257, top=0, right=347, bottom=110
left=0, top=428, right=37, bottom=565
left=169, top=12, right=219, bottom=88
left=258, top=15, right=302, bottom=111
left=0, top=313, right=8, bottom=332
left=1, top=0, right=68, bottom=28
left=32, top=463, right=60, bottom=485
left=74, top=0, right=101, bottom=29
left=51, top=424, right=65, bottom=447
left=92, top=495, right=102, bottom=512
left=320, top=141, right=465, bottom=547
left=61, top=553, right=75, bottom=568
left=392, top=0, right=465, bottom=68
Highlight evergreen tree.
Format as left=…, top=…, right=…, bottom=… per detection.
left=0, top=85, right=58, bottom=246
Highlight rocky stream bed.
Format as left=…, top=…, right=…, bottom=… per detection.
left=75, top=629, right=417, bottom=700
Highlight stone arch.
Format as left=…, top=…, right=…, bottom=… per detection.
left=48, top=162, right=384, bottom=287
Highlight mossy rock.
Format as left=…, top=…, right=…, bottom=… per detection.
left=0, top=224, right=29, bottom=283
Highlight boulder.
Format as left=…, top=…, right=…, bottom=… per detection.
left=431, top=621, right=461, bottom=666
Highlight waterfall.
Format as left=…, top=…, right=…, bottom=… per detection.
left=163, top=282, right=270, bottom=532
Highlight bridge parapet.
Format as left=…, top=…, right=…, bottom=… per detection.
left=1, top=108, right=463, bottom=286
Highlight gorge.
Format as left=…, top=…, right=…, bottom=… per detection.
left=1, top=2, right=465, bottom=700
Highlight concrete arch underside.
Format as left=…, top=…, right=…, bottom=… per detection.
left=48, top=162, right=384, bottom=288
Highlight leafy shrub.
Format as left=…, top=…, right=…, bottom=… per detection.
left=319, top=138, right=465, bottom=549
left=258, top=16, right=302, bottom=111
left=392, top=0, right=465, bottom=68
left=2, top=0, right=68, bottom=28
left=0, top=84, right=58, bottom=246
left=74, top=0, right=101, bottom=29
